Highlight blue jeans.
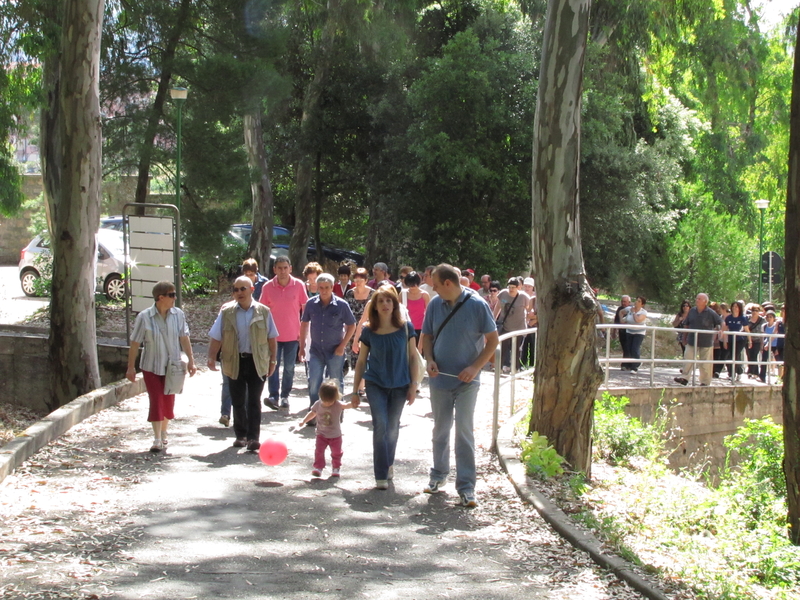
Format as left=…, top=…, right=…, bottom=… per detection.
left=307, top=353, right=346, bottom=407
left=267, top=340, right=299, bottom=400
left=365, top=381, right=408, bottom=480
left=625, top=334, right=645, bottom=370
left=220, top=374, right=232, bottom=417
left=429, top=383, right=479, bottom=493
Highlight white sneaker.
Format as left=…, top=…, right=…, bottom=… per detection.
left=375, top=480, right=389, bottom=490
left=331, top=468, right=340, bottom=477
left=387, top=465, right=394, bottom=480
left=424, top=478, right=445, bottom=494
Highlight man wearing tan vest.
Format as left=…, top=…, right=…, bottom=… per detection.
left=208, top=276, right=278, bottom=451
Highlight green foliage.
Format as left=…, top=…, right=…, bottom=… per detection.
left=30, top=252, right=52, bottom=297
left=578, top=408, right=799, bottom=599
left=721, top=416, right=786, bottom=528
left=180, top=254, right=216, bottom=297
left=520, top=432, right=565, bottom=479
left=667, top=200, right=756, bottom=302
left=593, top=392, right=666, bottom=465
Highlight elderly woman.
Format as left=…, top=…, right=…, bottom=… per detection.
left=126, top=281, right=196, bottom=452
left=352, top=285, right=418, bottom=490
left=303, top=261, right=324, bottom=297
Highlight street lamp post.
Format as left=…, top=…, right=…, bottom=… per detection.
left=755, top=198, right=769, bottom=304
left=170, top=86, right=188, bottom=212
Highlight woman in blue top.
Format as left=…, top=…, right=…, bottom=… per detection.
left=723, top=300, right=750, bottom=382
left=351, top=285, right=419, bottom=490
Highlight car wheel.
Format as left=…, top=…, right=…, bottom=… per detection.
left=104, top=274, right=125, bottom=301
left=20, top=269, right=41, bottom=297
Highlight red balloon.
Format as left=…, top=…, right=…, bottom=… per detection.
left=259, top=439, right=288, bottom=466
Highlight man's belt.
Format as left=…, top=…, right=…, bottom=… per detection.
left=239, top=352, right=252, bottom=358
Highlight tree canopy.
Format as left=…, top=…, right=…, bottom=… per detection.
left=0, top=0, right=796, bottom=305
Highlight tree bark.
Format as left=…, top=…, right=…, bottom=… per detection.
left=289, top=0, right=340, bottom=271
left=133, top=0, right=193, bottom=208
left=782, top=10, right=800, bottom=546
left=47, top=0, right=104, bottom=410
left=314, top=151, right=323, bottom=263
left=529, top=0, right=601, bottom=476
left=243, top=109, right=274, bottom=272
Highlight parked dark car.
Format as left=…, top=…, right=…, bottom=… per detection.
left=229, top=224, right=364, bottom=266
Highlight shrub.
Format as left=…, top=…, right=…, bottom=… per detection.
left=593, top=392, right=666, bottom=465
left=520, top=432, right=565, bottom=478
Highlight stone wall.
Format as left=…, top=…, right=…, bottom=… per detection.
left=606, top=384, right=783, bottom=472
left=0, top=175, right=144, bottom=265
left=0, top=331, right=132, bottom=413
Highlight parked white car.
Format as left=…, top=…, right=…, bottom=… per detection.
left=18, top=229, right=127, bottom=300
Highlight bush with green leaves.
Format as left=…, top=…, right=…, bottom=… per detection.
left=180, top=254, right=216, bottom=297
left=593, top=392, right=666, bottom=465
left=520, top=432, right=564, bottom=479
left=720, top=417, right=786, bottom=529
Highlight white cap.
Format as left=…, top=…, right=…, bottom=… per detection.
left=523, top=277, right=535, bottom=287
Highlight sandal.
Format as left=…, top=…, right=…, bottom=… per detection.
left=149, top=440, right=162, bottom=453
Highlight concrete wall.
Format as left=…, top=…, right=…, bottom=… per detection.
left=0, top=331, right=132, bottom=413
left=606, top=384, right=783, bottom=472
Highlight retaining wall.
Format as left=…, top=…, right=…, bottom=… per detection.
left=606, top=384, right=783, bottom=471
left=0, top=329, right=131, bottom=412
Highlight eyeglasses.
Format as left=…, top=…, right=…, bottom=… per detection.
left=163, top=292, right=177, bottom=298
left=232, top=286, right=249, bottom=293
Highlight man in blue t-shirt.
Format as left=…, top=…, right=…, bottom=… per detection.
left=421, top=264, right=498, bottom=508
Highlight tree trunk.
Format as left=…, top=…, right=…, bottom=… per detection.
left=529, top=0, right=601, bottom=476
left=133, top=0, right=193, bottom=208
left=289, top=0, right=339, bottom=271
left=39, top=0, right=63, bottom=235
left=314, top=151, right=323, bottom=263
left=782, top=10, right=800, bottom=546
left=47, top=0, right=104, bottom=410
left=243, top=109, right=274, bottom=272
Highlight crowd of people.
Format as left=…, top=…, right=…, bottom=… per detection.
left=126, top=258, right=518, bottom=508
left=124, top=255, right=787, bottom=504
left=612, top=292, right=785, bottom=385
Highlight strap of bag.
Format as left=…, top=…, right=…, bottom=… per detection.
left=153, top=311, right=178, bottom=362
left=431, top=293, right=470, bottom=363
left=497, top=292, right=520, bottom=328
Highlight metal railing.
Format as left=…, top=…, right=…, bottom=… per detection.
left=490, top=323, right=784, bottom=448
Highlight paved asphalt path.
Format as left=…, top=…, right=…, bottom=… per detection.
left=0, top=367, right=644, bottom=600
left=0, top=266, right=48, bottom=325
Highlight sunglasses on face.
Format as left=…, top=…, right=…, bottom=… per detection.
left=490, top=289, right=499, bottom=292
left=163, top=292, right=177, bottom=298
left=233, top=286, right=249, bottom=293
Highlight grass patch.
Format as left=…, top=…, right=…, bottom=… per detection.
left=529, top=395, right=800, bottom=599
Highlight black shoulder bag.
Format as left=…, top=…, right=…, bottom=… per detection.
left=495, top=293, right=519, bottom=334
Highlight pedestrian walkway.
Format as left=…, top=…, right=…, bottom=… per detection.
left=0, top=368, right=647, bottom=600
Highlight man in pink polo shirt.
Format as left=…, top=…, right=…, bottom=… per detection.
left=257, top=255, right=308, bottom=410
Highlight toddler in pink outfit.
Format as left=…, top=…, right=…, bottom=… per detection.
left=299, top=380, right=356, bottom=477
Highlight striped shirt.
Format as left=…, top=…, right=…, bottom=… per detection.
left=131, top=305, right=190, bottom=376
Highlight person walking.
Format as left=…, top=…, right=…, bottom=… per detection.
left=674, top=293, right=722, bottom=386
left=493, top=277, right=530, bottom=373
left=672, top=300, right=691, bottom=357
left=126, top=281, right=197, bottom=452
left=351, top=285, right=419, bottom=490
left=613, top=295, right=631, bottom=370
left=207, top=276, right=278, bottom=451
left=723, top=300, right=749, bottom=382
left=621, top=296, right=648, bottom=372
left=422, top=264, right=498, bottom=507
left=300, top=273, right=357, bottom=410
left=298, top=380, right=357, bottom=478
left=258, top=256, right=308, bottom=410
